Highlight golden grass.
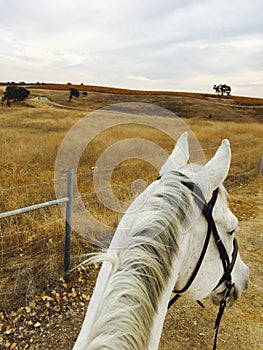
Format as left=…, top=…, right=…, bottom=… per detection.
left=0, top=86, right=262, bottom=309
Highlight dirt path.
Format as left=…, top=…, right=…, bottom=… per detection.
left=1, top=177, right=262, bottom=349
left=36, top=96, right=89, bottom=111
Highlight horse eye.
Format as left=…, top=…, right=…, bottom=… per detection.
left=228, top=225, right=239, bottom=235
left=228, top=224, right=239, bottom=236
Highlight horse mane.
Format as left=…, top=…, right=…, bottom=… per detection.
left=86, top=172, right=191, bottom=350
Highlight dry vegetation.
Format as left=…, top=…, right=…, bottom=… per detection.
left=0, top=84, right=262, bottom=349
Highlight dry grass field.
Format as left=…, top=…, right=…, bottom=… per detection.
left=0, top=84, right=262, bottom=349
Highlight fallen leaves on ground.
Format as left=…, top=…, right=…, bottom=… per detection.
left=0, top=265, right=98, bottom=349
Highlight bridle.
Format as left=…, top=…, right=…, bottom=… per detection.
left=165, top=173, right=239, bottom=350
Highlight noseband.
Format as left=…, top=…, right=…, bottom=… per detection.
left=166, top=173, right=239, bottom=350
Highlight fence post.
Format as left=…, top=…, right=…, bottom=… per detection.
left=260, top=156, right=263, bottom=176
left=64, top=168, right=74, bottom=281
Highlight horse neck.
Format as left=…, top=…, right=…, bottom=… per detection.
left=74, top=250, right=185, bottom=350
left=74, top=177, right=191, bottom=350
left=73, top=260, right=113, bottom=349
left=148, top=252, right=186, bottom=349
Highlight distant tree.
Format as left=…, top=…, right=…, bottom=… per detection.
left=69, top=88, right=80, bottom=102
left=221, top=84, right=231, bottom=95
left=2, top=85, right=30, bottom=106
left=213, top=84, right=231, bottom=98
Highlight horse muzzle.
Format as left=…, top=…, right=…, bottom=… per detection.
left=210, top=262, right=249, bottom=307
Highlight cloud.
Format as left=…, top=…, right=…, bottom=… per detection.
left=0, top=0, right=262, bottom=96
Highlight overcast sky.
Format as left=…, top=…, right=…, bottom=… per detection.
left=0, top=0, right=262, bottom=97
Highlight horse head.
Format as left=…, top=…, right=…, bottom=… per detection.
left=161, top=133, right=249, bottom=307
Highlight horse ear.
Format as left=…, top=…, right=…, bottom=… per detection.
left=193, top=139, right=231, bottom=197
left=159, top=132, right=189, bottom=175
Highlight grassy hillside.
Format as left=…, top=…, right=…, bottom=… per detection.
left=28, top=83, right=263, bottom=120
left=0, top=84, right=262, bottom=309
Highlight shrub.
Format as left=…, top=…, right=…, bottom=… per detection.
left=2, top=85, right=30, bottom=106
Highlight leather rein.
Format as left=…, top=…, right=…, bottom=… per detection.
left=166, top=175, right=239, bottom=350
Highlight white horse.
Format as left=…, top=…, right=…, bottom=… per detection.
left=73, top=132, right=249, bottom=350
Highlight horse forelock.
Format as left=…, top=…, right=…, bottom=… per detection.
left=87, top=173, right=191, bottom=349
